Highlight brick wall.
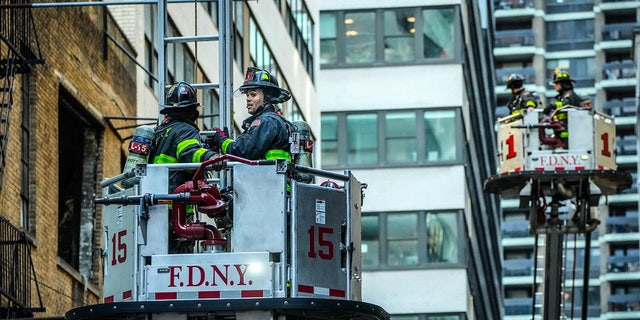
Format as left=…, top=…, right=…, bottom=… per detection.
left=0, top=4, right=136, bottom=317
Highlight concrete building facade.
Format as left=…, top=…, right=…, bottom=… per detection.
left=317, top=1, right=503, bottom=319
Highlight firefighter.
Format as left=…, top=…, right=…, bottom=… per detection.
left=208, top=67, right=291, bottom=161
left=505, top=73, right=538, bottom=115
left=148, top=81, right=217, bottom=191
left=543, top=70, right=581, bottom=147
left=545, top=69, right=581, bottom=113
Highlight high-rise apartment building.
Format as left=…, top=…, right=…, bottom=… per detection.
left=494, top=1, right=639, bottom=319
left=318, top=1, right=502, bottom=319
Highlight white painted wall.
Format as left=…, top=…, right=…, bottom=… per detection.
left=318, top=65, right=464, bottom=112
left=318, top=0, right=462, bottom=11
left=363, top=269, right=469, bottom=314
left=351, top=166, right=467, bottom=212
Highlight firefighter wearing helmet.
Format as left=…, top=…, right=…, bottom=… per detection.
left=208, top=67, right=292, bottom=161
left=542, top=69, right=582, bottom=145
left=148, top=81, right=217, bottom=191
left=544, top=69, right=581, bottom=114
left=505, top=73, right=539, bottom=115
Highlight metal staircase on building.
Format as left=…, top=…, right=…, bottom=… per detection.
left=0, top=0, right=44, bottom=195
left=0, top=1, right=45, bottom=317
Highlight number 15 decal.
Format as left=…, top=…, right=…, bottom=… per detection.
left=307, top=226, right=334, bottom=260
left=111, top=230, right=127, bottom=266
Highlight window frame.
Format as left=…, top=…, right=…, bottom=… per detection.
left=362, top=210, right=464, bottom=271
left=321, top=108, right=464, bottom=169
left=320, top=6, right=461, bottom=68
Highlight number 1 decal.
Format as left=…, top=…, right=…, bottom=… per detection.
left=600, top=132, right=611, bottom=157
left=505, top=134, right=517, bottom=159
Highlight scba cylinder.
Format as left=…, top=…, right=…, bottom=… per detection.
left=290, top=120, right=314, bottom=183
left=122, top=125, right=154, bottom=188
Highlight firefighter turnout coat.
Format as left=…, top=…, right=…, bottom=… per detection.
left=221, top=105, right=291, bottom=161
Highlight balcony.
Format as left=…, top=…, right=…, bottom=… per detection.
left=603, top=60, right=636, bottom=80
left=602, top=23, right=635, bottom=42
left=546, top=39, right=594, bottom=52
left=505, top=297, right=535, bottom=316
left=504, top=258, right=533, bottom=277
left=495, top=29, right=535, bottom=48
left=603, top=98, right=637, bottom=117
left=563, top=305, right=602, bottom=318
left=502, top=220, right=531, bottom=238
left=495, top=67, right=536, bottom=87
left=0, top=217, right=45, bottom=317
left=607, top=255, right=640, bottom=273
left=545, top=0, right=593, bottom=14
left=600, top=0, right=640, bottom=12
left=494, top=29, right=536, bottom=60
left=608, top=293, right=640, bottom=313
left=606, top=216, right=639, bottom=234
left=495, top=0, right=535, bottom=10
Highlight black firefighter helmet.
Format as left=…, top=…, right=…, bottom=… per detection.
left=161, top=82, right=199, bottom=114
left=506, top=73, right=525, bottom=90
left=239, top=67, right=291, bottom=104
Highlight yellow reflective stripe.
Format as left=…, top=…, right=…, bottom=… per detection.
left=560, top=131, right=568, bottom=138
left=176, top=139, right=200, bottom=158
left=153, top=154, right=178, bottom=164
left=221, top=138, right=233, bottom=153
left=555, top=101, right=562, bottom=108
left=554, top=113, right=567, bottom=120
left=193, top=148, right=208, bottom=162
left=511, top=109, right=523, bottom=115
left=525, top=100, right=536, bottom=108
left=265, top=149, right=290, bottom=161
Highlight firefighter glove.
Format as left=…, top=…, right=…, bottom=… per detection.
left=209, top=128, right=228, bottom=151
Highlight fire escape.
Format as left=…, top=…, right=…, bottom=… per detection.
left=0, top=0, right=45, bottom=318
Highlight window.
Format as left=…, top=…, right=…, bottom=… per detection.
left=387, top=213, right=418, bottom=266
left=321, top=114, right=338, bottom=167
left=320, top=13, right=337, bottom=64
left=201, top=85, right=220, bottom=130
left=422, top=8, right=455, bottom=59
left=345, top=11, right=376, bottom=64
left=321, top=109, right=462, bottom=169
left=285, top=0, right=314, bottom=80
left=386, top=112, right=416, bottom=163
left=58, top=88, right=101, bottom=279
left=167, top=23, right=196, bottom=84
left=546, top=19, right=594, bottom=51
left=362, top=211, right=461, bottom=269
left=346, top=113, right=378, bottom=165
left=546, top=57, right=595, bottom=88
left=20, top=73, right=32, bottom=233
left=384, top=9, right=416, bottom=62
left=320, top=6, right=459, bottom=67
left=144, top=5, right=158, bottom=91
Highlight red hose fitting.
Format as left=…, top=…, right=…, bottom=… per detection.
left=171, top=180, right=227, bottom=247
left=538, top=117, right=566, bottom=149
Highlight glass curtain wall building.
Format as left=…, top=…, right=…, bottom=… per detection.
left=319, top=1, right=502, bottom=319
left=494, top=0, right=639, bottom=319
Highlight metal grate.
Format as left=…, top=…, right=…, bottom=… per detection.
left=0, top=216, right=45, bottom=317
